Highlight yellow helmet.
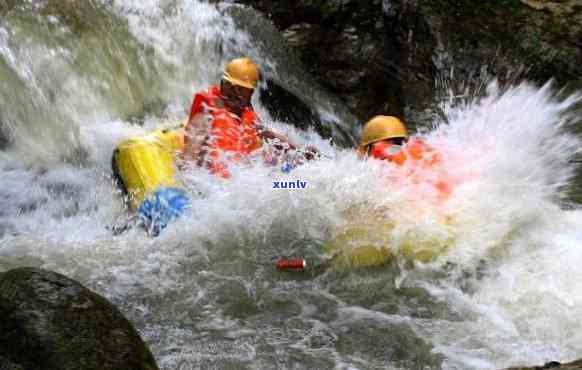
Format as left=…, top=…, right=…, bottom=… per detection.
left=358, top=115, right=408, bottom=155
left=222, top=57, right=259, bottom=90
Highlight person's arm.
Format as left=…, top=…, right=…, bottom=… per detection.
left=256, top=124, right=320, bottom=161
left=253, top=115, right=323, bottom=165
left=301, top=145, right=319, bottom=161
left=183, top=117, right=210, bottom=166
left=183, top=93, right=212, bottom=165
left=256, top=124, right=296, bottom=151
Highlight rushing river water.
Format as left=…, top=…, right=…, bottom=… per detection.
left=2, top=1, right=582, bottom=369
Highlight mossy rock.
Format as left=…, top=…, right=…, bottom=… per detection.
left=0, top=267, right=159, bottom=370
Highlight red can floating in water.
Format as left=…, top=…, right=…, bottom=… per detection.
left=276, top=259, right=306, bottom=271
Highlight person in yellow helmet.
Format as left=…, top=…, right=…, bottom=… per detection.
left=359, top=115, right=452, bottom=200
left=183, top=57, right=316, bottom=178
left=358, top=115, right=409, bottom=164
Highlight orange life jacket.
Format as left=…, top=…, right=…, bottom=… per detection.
left=372, top=138, right=452, bottom=202
left=184, top=85, right=261, bottom=178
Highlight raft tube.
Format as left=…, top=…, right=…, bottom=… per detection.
left=323, top=209, right=452, bottom=270
left=113, top=124, right=185, bottom=209
left=112, top=123, right=189, bottom=235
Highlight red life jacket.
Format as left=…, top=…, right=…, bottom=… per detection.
left=369, top=141, right=407, bottom=165
left=184, top=85, right=261, bottom=178
left=371, top=138, right=452, bottom=202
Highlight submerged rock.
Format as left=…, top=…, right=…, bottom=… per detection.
left=0, top=267, right=159, bottom=370
left=506, top=359, right=582, bottom=369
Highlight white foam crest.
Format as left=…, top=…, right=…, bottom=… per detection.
left=414, top=82, right=582, bottom=265
left=456, top=212, right=582, bottom=368
left=381, top=82, right=582, bottom=368
left=79, top=120, right=148, bottom=166
left=411, top=211, right=582, bottom=368
left=108, top=0, right=253, bottom=97
left=0, top=24, right=89, bottom=164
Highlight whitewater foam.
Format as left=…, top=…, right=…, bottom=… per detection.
left=1, top=0, right=582, bottom=368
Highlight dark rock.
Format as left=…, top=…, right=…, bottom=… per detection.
left=0, top=355, right=25, bottom=370
left=0, top=267, right=159, bottom=370
left=232, top=0, right=582, bottom=130
left=0, top=123, right=9, bottom=151
left=233, top=0, right=406, bottom=124
left=259, top=79, right=332, bottom=138
left=505, top=358, right=582, bottom=369
left=400, top=0, right=582, bottom=98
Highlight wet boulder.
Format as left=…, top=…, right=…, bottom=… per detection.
left=0, top=355, right=25, bottom=370
left=259, top=78, right=334, bottom=139
left=233, top=0, right=406, bottom=123
left=506, top=359, right=582, bottom=369
left=232, top=0, right=582, bottom=130
left=0, top=267, right=159, bottom=370
left=0, top=120, right=9, bottom=151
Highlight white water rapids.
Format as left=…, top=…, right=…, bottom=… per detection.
left=1, top=1, right=582, bottom=369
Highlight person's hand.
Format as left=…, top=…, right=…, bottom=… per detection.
left=260, top=128, right=297, bottom=151
left=303, top=145, right=319, bottom=161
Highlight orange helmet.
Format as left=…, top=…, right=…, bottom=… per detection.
left=222, top=57, right=259, bottom=90
left=358, top=116, right=408, bottom=155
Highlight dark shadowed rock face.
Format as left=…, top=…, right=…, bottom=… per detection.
left=0, top=122, right=9, bottom=151
left=0, top=267, right=159, bottom=370
left=233, top=0, right=406, bottom=123
left=232, top=0, right=582, bottom=128
left=400, top=0, right=582, bottom=97
left=506, top=359, right=582, bottom=369
left=0, top=355, right=25, bottom=370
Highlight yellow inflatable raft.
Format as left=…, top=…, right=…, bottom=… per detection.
left=323, top=206, right=453, bottom=270
left=112, top=123, right=185, bottom=210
